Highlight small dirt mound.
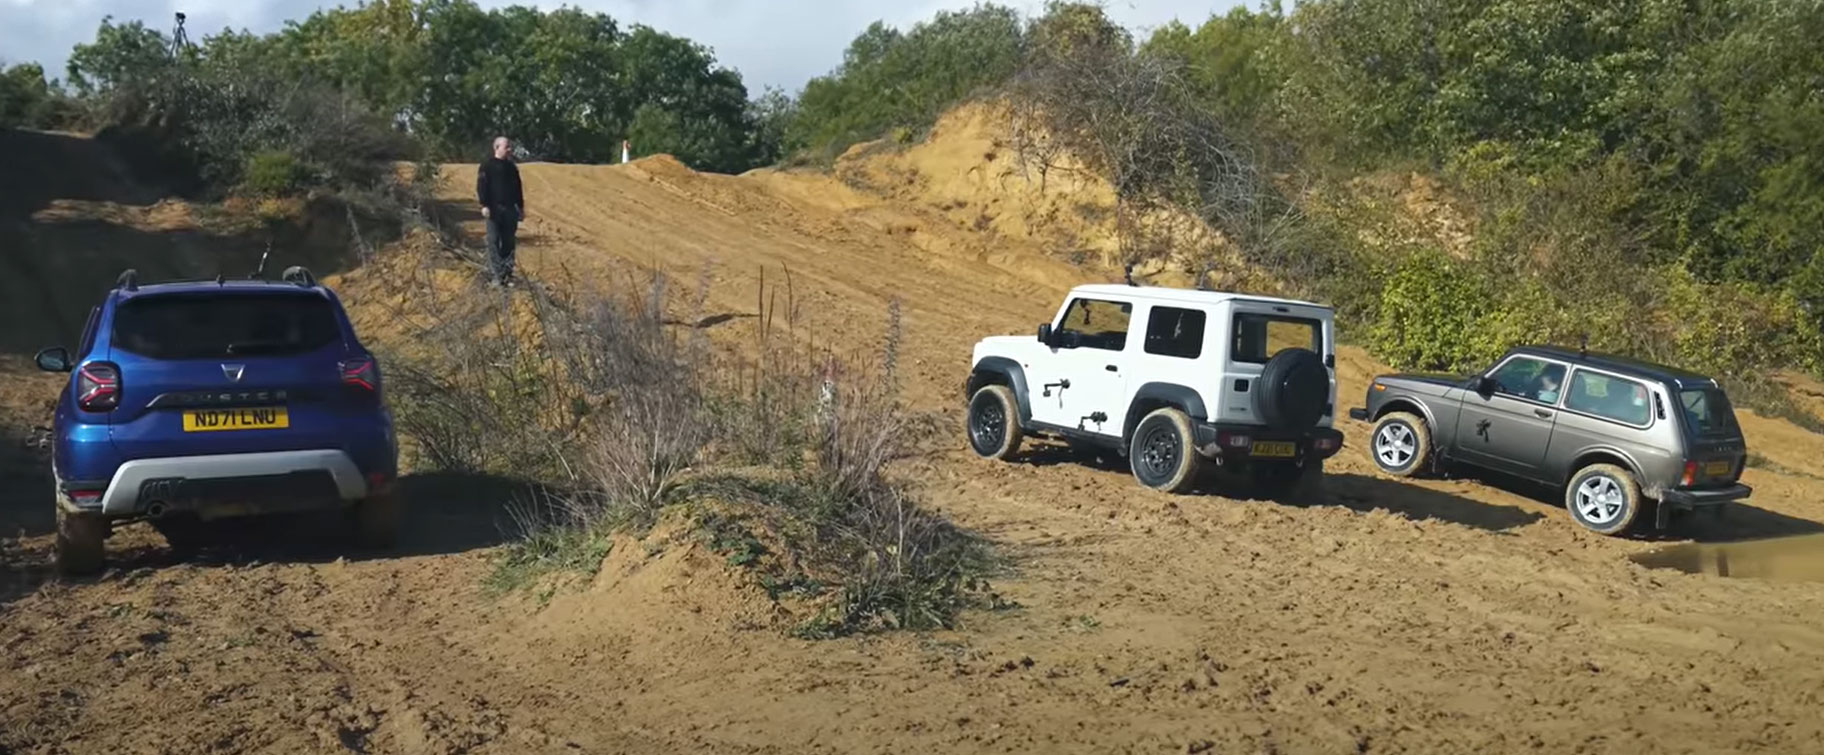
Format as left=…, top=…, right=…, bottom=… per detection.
left=622, top=153, right=697, bottom=181
left=525, top=514, right=789, bottom=644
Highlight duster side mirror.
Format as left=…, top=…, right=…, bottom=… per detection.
left=35, top=347, right=71, bottom=373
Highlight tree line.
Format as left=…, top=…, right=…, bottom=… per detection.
left=781, top=0, right=1824, bottom=382
left=5, top=0, right=1822, bottom=382
left=2, top=0, right=786, bottom=187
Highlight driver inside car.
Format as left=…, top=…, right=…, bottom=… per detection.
left=1535, top=372, right=1562, bottom=404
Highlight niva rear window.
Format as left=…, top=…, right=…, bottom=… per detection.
left=1679, top=389, right=1739, bottom=437
left=112, top=295, right=341, bottom=359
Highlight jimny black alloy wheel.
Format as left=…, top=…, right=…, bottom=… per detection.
left=1139, top=425, right=1179, bottom=478
left=967, top=385, right=1023, bottom=460
left=1129, top=408, right=1202, bottom=493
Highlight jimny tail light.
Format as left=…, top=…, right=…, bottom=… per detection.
left=1216, top=430, right=1253, bottom=449
left=77, top=362, right=120, bottom=412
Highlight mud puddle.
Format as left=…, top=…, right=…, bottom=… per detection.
left=1632, top=534, right=1824, bottom=582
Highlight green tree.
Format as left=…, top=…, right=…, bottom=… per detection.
left=66, top=17, right=176, bottom=95
left=1628, top=0, right=1824, bottom=309
left=0, top=63, right=71, bottom=129
left=1140, top=3, right=1287, bottom=134
left=269, top=0, right=427, bottom=122
left=1025, top=1, right=1130, bottom=63
left=747, top=87, right=799, bottom=166
left=789, top=4, right=1024, bottom=157
left=615, top=25, right=757, bottom=171
left=157, top=0, right=772, bottom=170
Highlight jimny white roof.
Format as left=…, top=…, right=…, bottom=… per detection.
left=1066, top=284, right=1331, bottom=311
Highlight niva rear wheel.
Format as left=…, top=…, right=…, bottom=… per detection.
left=1565, top=464, right=1645, bottom=536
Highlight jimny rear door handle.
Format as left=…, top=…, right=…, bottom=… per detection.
left=1105, top=365, right=1118, bottom=372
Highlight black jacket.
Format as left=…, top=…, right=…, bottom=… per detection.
left=476, top=157, right=524, bottom=213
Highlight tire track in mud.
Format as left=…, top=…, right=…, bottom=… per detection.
left=916, top=440, right=1824, bottom=753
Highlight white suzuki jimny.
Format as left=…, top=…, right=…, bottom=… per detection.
left=964, top=284, right=1344, bottom=500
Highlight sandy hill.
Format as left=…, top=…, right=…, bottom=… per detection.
left=4, top=106, right=1824, bottom=754
left=395, top=104, right=1824, bottom=480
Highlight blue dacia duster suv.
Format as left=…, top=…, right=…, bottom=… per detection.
left=34, top=266, right=399, bottom=575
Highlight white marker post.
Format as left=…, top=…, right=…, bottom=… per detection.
left=621, top=140, right=630, bottom=164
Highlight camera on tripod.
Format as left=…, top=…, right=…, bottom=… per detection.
left=169, top=11, right=191, bottom=57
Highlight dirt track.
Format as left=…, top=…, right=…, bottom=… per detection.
left=6, top=113, right=1824, bottom=754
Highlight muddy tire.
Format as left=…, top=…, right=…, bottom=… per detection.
left=1254, top=459, right=1326, bottom=505
left=1129, top=408, right=1203, bottom=494
left=966, top=385, right=1023, bottom=461
left=55, top=507, right=107, bottom=576
left=353, top=492, right=402, bottom=549
left=1369, top=412, right=1432, bottom=478
left=1566, top=464, right=1645, bottom=536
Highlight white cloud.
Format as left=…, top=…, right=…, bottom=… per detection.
left=1, top=0, right=1250, bottom=93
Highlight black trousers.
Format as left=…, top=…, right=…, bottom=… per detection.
left=485, top=206, right=519, bottom=282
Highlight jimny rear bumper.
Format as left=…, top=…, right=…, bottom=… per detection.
left=1192, top=423, right=1345, bottom=463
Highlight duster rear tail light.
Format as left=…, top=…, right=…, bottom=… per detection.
left=340, top=357, right=378, bottom=394
left=77, top=362, right=120, bottom=412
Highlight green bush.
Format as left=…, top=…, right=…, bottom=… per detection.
left=788, top=5, right=1026, bottom=158
left=1659, top=269, right=1824, bottom=378
left=1363, top=244, right=1824, bottom=382
left=483, top=523, right=613, bottom=599
left=92, top=62, right=415, bottom=198
left=0, top=63, right=74, bottom=129
left=388, top=266, right=994, bottom=637
left=241, top=150, right=304, bottom=196
left=1368, top=249, right=1506, bottom=372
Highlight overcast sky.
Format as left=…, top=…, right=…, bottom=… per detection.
left=1, top=0, right=1249, bottom=94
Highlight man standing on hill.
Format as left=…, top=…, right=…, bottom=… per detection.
left=476, top=136, right=526, bottom=287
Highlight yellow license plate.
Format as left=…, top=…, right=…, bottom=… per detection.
left=1252, top=441, right=1297, bottom=458
left=1704, top=460, right=1733, bottom=477
left=183, top=407, right=290, bottom=432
